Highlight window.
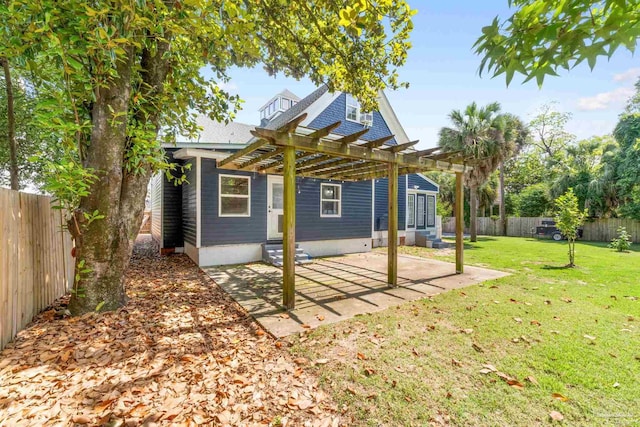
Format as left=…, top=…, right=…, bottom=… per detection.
left=281, top=98, right=290, bottom=110
left=417, top=194, right=426, bottom=228
left=407, top=194, right=416, bottom=228
left=345, top=93, right=373, bottom=125
left=219, top=174, right=251, bottom=217
left=320, top=183, right=341, bottom=217
left=346, top=94, right=359, bottom=122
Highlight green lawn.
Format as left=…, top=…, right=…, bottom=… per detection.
left=289, top=237, right=640, bottom=426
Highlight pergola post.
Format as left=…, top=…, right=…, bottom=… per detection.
left=388, top=162, right=398, bottom=287
left=455, top=172, right=464, bottom=274
left=283, top=136, right=296, bottom=309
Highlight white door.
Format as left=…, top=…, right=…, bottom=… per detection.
left=267, top=176, right=284, bottom=240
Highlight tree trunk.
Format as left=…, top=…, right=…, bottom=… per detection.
left=1, top=57, right=19, bottom=190
left=469, top=185, right=478, bottom=242
left=499, top=161, right=506, bottom=236
left=67, top=43, right=170, bottom=315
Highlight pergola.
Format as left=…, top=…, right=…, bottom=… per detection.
left=217, top=113, right=471, bottom=310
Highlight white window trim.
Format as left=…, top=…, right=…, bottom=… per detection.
left=345, top=94, right=372, bottom=126
left=406, top=192, right=416, bottom=229
left=218, top=174, right=251, bottom=217
left=320, top=183, right=342, bottom=218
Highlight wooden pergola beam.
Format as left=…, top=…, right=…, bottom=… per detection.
left=279, top=113, right=308, bottom=134
left=428, top=150, right=463, bottom=161
left=238, top=147, right=284, bottom=170
left=361, top=135, right=395, bottom=149
left=300, top=158, right=363, bottom=174
left=388, top=162, right=398, bottom=286
left=403, top=147, right=440, bottom=160
left=455, top=172, right=464, bottom=274
left=218, top=136, right=271, bottom=168
left=283, top=137, right=297, bottom=309
left=382, top=140, right=419, bottom=153
left=336, top=128, right=370, bottom=144
left=308, top=121, right=341, bottom=139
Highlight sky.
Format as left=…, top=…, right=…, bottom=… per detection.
left=214, top=1, right=639, bottom=150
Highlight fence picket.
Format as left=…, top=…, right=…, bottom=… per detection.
left=0, top=188, right=73, bottom=350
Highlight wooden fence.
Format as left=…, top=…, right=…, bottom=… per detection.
left=0, top=188, right=75, bottom=351
left=442, top=216, right=640, bottom=243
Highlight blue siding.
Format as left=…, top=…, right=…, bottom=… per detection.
left=374, top=176, right=406, bottom=231
left=199, top=161, right=372, bottom=246
left=182, top=159, right=196, bottom=246
left=296, top=179, right=371, bottom=241
left=308, top=93, right=397, bottom=145
left=408, top=174, right=438, bottom=192
left=201, top=161, right=268, bottom=246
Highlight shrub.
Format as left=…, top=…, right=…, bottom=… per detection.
left=518, top=183, right=551, bottom=217
left=554, top=189, right=588, bottom=267
left=609, top=227, right=632, bottom=252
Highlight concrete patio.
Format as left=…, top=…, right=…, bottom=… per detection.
left=204, top=251, right=508, bottom=337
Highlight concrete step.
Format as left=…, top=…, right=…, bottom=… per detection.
left=262, top=242, right=312, bottom=266
left=432, top=241, right=450, bottom=249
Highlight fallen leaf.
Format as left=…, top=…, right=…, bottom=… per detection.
left=552, top=392, right=569, bottom=402
left=479, top=368, right=493, bottom=374
left=315, top=358, right=329, bottom=365
left=356, top=352, right=367, bottom=360
left=461, top=328, right=474, bottom=334
left=72, top=415, right=92, bottom=424
left=526, top=376, right=539, bottom=385
left=301, top=324, right=312, bottom=329
left=507, top=379, right=524, bottom=389
left=472, top=343, right=484, bottom=353
left=530, top=320, right=541, bottom=326
left=294, top=357, right=308, bottom=366
left=347, top=386, right=357, bottom=395
left=279, top=312, right=290, bottom=319
left=256, top=329, right=265, bottom=336
left=394, top=366, right=405, bottom=373
left=364, top=368, right=376, bottom=376
left=549, top=411, right=564, bottom=421
left=561, top=297, right=572, bottom=303
left=584, top=334, right=596, bottom=340
left=482, top=364, right=497, bottom=372
left=613, top=382, right=620, bottom=388
left=513, top=317, right=523, bottom=323
left=451, top=359, right=462, bottom=367
left=316, top=315, right=325, bottom=321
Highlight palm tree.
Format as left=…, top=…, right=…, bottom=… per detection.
left=438, top=102, right=526, bottom=241
left=498, top=114, right=529, bottom=234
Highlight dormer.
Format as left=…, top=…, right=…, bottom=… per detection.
left=345, top=93, right=373, bottom=127
left=259, top=89, right=300, bottom=122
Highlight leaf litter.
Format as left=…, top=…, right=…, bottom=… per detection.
left=0, top=236, right=344, bottom=426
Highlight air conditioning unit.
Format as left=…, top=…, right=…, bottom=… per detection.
left=360, top=112, right=373, bottom=127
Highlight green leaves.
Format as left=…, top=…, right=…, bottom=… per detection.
left=474, top=0, right=640, bottom=86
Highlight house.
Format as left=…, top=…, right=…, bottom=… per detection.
left=150, top=86, right=440, bottom=267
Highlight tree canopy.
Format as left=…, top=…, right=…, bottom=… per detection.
left=474, top=0, right=640, bottom=86
left=1, top=0, right=416, bottom=314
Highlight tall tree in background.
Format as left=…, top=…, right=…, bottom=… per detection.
left=474, top=0, right=640, bottom=85
left=438, top=102, right=504, bottom=242
left=528, top=103, right=574, bottom=158
left=3, top=0, right=415, bottom=315
left=0, top=57, right=17, bottom=190
left=498, top=113, right=529, bottom=234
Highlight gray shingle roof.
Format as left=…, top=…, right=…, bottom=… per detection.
left=265, top=85, right=329, bottom=130
left=181, top=115, right=255, bottom=144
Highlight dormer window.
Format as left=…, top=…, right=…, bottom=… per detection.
left=345, top=94, right=373, bottom=126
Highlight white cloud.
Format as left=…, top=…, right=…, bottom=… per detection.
left=613, top=67, right=640, bottom=82
left=576, top=86, right=634, bottom=111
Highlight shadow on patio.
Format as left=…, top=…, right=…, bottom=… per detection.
left=204, top=251, right=508, bottom=337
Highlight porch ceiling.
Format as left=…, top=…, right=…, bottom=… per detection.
left=215, top=113, right=475, bottom=181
